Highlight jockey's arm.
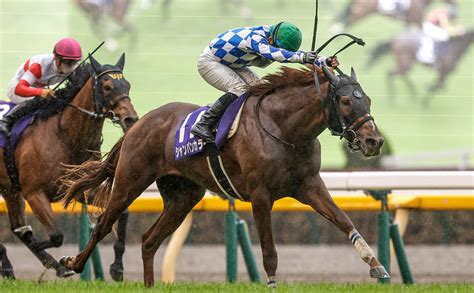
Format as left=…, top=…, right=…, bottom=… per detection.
left=439, top=16, right=464, bottom=36
left=14, top=63, right=43, bottom=97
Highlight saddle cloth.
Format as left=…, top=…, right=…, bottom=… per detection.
left=0, top=101, right=36, bottom=149
left=174, top=93, right=248, bottom=161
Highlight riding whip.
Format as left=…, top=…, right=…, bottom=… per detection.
left=311, top=0, right=319, bottom=51
left=53, top=41, right=105, bottom=91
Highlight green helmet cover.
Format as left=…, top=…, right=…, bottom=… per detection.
left=269, top=22, right=302, bottom=51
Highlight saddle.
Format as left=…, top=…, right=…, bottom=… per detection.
left=0, top=100, right=42, bottom=192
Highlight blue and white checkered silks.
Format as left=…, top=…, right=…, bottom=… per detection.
left=208, top=26, right=316, bottom=69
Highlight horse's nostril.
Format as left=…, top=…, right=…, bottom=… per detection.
left=378, top=137, right=385, bottom=147
left=123, top=117, right=138, bottom=128
left=365, top=137, right=378, bottom=149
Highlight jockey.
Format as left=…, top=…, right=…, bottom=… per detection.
left=191, top=22, right=339, bottom=143
left=0, top=38, right=82, bottom=135
left=417, top=5, right=464, bottom=64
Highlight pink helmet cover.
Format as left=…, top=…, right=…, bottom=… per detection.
left=54, top=38, right=82, bottom=60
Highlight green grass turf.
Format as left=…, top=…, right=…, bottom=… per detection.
left=0, top=0, right=473, bottom=168
left=0, top=280, right=472, bottom=293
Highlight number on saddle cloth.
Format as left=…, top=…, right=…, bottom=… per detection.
left=0, top=100, right=38, bottom=148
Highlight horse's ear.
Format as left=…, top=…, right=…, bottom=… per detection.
left=116, top=53, right=125, bottom=71
left=322, top=65, right=339, bottom=85
left=89, top=54, right=101, bottom=73
left=351, top=67, right=357, bottom=81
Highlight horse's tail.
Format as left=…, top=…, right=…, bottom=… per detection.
left=61, top=136, right=125, bottom=209
left=367, top=41, right=391, bottom=69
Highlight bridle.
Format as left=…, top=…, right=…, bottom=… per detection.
left=62, top=68, right=131, bottom=125
left=324, top=74, right=374, bottom=152
left=255, top=71, right=374, bottom=151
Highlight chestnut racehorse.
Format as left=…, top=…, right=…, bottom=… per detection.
left=0, top=54, right=138, bottom=280
left=61, top=65, right=389, bottom=286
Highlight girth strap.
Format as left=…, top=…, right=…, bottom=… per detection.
left=206, top=145, right=244, bottom=201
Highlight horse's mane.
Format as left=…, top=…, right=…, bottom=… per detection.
left=32, top=63, right=94, bottom=120
left=249, top=65, right=323, bottom=97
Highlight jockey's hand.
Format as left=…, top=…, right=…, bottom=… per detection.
left=303, top=51, right=318, bottom=63
left=41, top=89, right=56, bottom=99
left=326, top=56, right=339, bottom=68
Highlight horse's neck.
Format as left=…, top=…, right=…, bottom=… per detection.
left=450, top=33, right=474, bottom=55
left=258, top=81, right=329, bottom=144
left=59, top=78, right=104, bottom=153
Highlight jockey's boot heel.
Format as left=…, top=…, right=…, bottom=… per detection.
left=191, top=92, right=238, bottom=143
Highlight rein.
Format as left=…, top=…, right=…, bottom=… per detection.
left=255, top=77, right=373, bottom=150
left=255, top=89, right=298, bottom=149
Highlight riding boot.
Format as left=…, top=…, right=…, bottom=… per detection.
left=0, top=116, right=13, bottom=137
left=191, top=92, right=239, bottom=143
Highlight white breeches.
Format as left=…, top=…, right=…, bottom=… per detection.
left=197, top=48, right=261, bottom=96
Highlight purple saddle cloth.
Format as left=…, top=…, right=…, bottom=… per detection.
left=0, top=101, right=36, bottom=149
left=174, top=93, right=247, bottom=160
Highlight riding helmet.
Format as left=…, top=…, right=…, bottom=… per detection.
left=269, top=22, right=302, bottom=51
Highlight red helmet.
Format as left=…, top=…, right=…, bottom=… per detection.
left=53, top=38, right=82, bottom=60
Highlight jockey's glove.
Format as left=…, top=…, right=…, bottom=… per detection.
left=41, top=89, right=56, bottom=99
left=303, top=51, right=318, bottom=63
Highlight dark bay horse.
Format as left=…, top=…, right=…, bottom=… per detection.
left=370, top=29, right=474, bottom=104
left=332, top=0, right=458, bottom=34
left=0, top=55, right=138, bottom=279
left=60, top=65, right=387, bottom=287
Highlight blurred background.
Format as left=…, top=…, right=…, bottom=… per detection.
left=0, top=0, right=473, bottom=284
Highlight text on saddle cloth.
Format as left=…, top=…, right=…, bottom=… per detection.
left=174, top=93, right=248, bottom=161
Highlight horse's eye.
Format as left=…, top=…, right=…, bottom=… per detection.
left=104, top=85, right=112, bottom=91
left=341, top=99, right=350, bottom=106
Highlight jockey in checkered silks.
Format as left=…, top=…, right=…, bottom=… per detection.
left=191, top=22, right=339, bottom=143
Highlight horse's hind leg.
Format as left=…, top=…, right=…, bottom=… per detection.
left=109, top=209, right=129, bottom=281
left=0, top=243, right=15, bottom=279
left=295, top=174, right=390, bottom=279
left=141, top=176, right=205, bottom=287
left=65, top=166, right=157, bottom=274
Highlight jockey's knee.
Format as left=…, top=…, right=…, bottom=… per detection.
left=229, top=84, right=249, bottom=96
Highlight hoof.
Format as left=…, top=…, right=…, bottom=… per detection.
left=0, top=268, right=16, bottom=279
left=56, top=266, right=75, bottom=278
left=110, top=263, right=124, bottom=282
left=267, top=277, right=277, bottom=289
left=59, top=256, right=76, bottom=270
left=370, top=266, right=391, bottom=279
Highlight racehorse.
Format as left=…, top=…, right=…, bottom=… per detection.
left=0, top=54, right=138, bottom=280
left=332, top=0, right=458, bottom=34
left=370, top=29, right=474, bottom=104
left=59, top=63, right=388, bottom=287
left=74, top=0, right=135, bottom=51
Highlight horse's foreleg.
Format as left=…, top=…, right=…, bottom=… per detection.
left=25, top=191, right=63, bottom=251
left=4, top=192, right=73, bottom=278
left=0, top=243, right=15, bottom=279
left=250, top=189, right=277, bottom=287
left=109, top=209, right=129, bottom=282
left=296, top=174, right=390, bottom=279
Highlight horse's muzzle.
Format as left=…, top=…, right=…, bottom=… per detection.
left=122, top=116, right=139, bottom=130
left=361, top=136, right=384, bottom=157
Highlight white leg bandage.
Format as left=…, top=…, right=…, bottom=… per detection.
left=349, top=229, right=375, bottom=264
